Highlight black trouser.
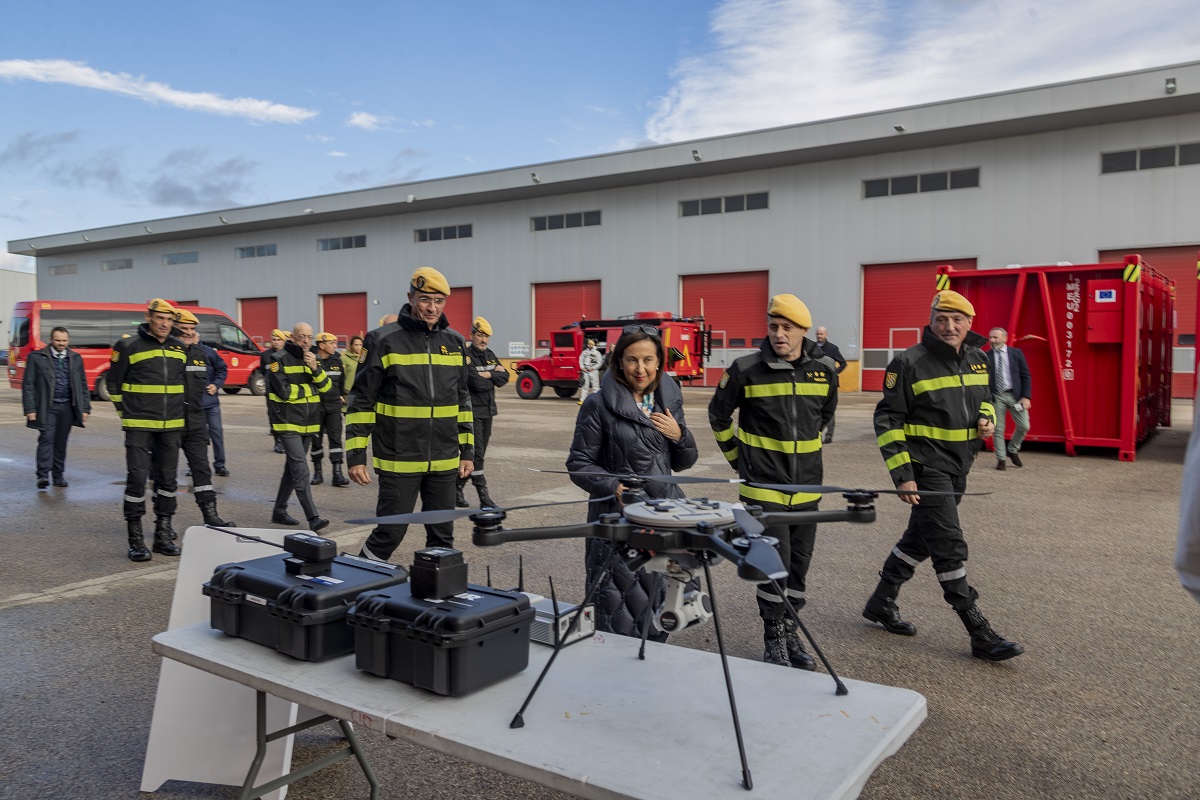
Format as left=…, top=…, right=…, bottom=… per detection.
left=822, top=414, right=836, bottom=438
left=753, top=498, right=818, bottom=620
left=204, top=404, right=226, bottom=470
left=361, top=470, right=456, bottom=561
left=310, top=405, right=344, bottom=464
left=179, top=421, right=215, bottom=504
left=124, top=430, right=181, bottom=519
left=36, top=401, right=74, bottom=480
left=470, top=415, right=492, bottom=481
left=876, top=464, right=977, bottom=611
left=274, top=432, right=319, bottom=521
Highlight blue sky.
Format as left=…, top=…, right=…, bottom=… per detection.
left=3, top=0, right=1199, bottom=273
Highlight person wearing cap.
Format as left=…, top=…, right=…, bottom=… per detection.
left=460, top=316, right=509, bottom=508
left=346, top=267, right=474, bottom=561
left=106, top=299, right=188, bottom=561
left=865, top=290, right=1023, bottom=661
left=262, top=329, right=290, bottom=455
left=267, top=322, right=332, bottom=531
left=578, top=338, right=603, bottom=405
left=708, top=294, right=837, bottom=671
left=173, top=309, right=236, bottom=528
left=310, top=332, right=349, bottom=487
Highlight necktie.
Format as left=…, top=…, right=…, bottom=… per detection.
left=997, top=349, right=1009, bottom=392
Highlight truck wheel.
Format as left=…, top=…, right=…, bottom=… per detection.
left=553, top=386, right=577, bottom=399
left=249, top=370, right=267, bottom=396
left=95, top=374, right=110, bottom=402
left=222, top=386, right=242, bottom=394
left=516, top=370, right=543, bottom=400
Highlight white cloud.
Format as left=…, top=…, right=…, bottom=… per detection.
left=328, top=150, right=348, bottom=158
left=409, top=119, right=436, bottom=128
left=0, top=59, right=318, bottom=124
left=306, top=133, right=335, bottom=143
left=0, top=252, right=35, bottom=272
left=647, top=0, right=1200, bottom=142
left=346, top=111, right=390, bottom=130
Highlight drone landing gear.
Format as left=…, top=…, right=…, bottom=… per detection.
left=775, top=580, right=848, bottom=696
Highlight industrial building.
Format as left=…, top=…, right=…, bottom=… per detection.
left=10, top=60, right=1200, bottom=396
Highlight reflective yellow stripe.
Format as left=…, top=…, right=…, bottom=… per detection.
left=458, top=409, right=474, bottom=423
left=121, top=383, right=184, bottom=394
left=886, top=451, right=912, bottom=471
left=979, top=402, right=996, bottom=418
left=714, top=426, right=736, bottom=443
left=740, top=485, right=821, bottom=506
left=283, top=365, right=308, bottom=373
left=877, top=429, right=906, bottom=447
left=125, top=419, right=186, bottom=431
left=459, top=432, right=474, bottom=444
left=346, top=412, right=376, bottom=425
left=376, top=403, right=460, bottom=419
left=270, top=392, right=320, bottom=404
left=902, top=423, right=977, bottom=442
left=432, top=353, right=463, bottom=366
left=128, top=349, right=186, bottom=365
left=722, top=446, right=738, bottom=462
left=346, top=436, right=370, bottom=450
left=963, top=374, right=988, bottom=387
left=382, top=352, right=464, bottom=368
left=110, top=394, right=123, bottom=403
left=1124, top=262, right=1141, bottom=282
left=744, top=382, right=830, bottom=398
left=373, top=456, right=460, bottom=473
left=273, top=423, right=321, bottom=433
left=911, top=375, right=963, bottom=395
left=737, top=430, right=823, bottom=454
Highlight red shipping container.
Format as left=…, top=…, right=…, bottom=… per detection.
left=937, top=255, right=1173, bottom=461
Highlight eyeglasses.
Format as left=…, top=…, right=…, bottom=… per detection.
left=621, top=324, right=660, bottom=337
left=415, top=295, right=446, bottom=307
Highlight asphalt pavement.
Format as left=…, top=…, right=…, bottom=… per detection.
left=1, top=384, right=1197, bottom=800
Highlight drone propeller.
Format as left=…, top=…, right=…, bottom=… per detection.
left=532, top=468, right=743, bottom=486
left=346, top=496, right=613, bottom=526
left=747, top=483, right=991, bottom=498
left=731, top=506, right=765, bottom=537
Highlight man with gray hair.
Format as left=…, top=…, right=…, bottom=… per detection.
left=986, top=327, right=1032, bottom=471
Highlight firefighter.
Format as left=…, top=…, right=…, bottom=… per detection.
left=579, top=338, right=602, bottom=404
left=262, top=329, right=290, bottom=454
left=172, top=309, right=236, bottom=529
left=267, top=322, right=331, bottom=531
left=708, top=294, right=837, bottom=670
left=864, top=290, right=1024, bottom=662
left=458, top=316, right=509, bottom=508
left=107, top=299, right=187, bottom=562
left=347, top=267, right=474, bottom=561
left=310, top=332, right=349, bottom=487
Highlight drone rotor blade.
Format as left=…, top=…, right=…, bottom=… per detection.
left=731, top=506, right=765, bottom=537
left=345, top=496, right=613, bottom=526
left=530, top=468, right=741, bottom=486
left=748, top=482, right=990, bottom=498
left=742, top=536, right=787, bottom=582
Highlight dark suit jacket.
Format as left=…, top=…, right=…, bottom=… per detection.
left=22, top=346, right=91, bottom=431
left=987, top=346, right=1031, bottom=400
left=815, top=340, right=847, bottom=373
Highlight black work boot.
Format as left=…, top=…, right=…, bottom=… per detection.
left=310, top=459, right=324, bottom=486
left=473, top=477, right=496, bottom=509
left=957, top=605, right=1024, bottom=661
left=863, top=594, right=918, bottom=636
left=199, top=497, right=236, bottom=527
left=762, top=619, right=790, bottom=667
left=127, top=518, right=151, bottom=562
left=331, top=462, right=350, bottom=487
left=307, top=516, right=330, bottom=533
left=782, top=616, right=817, bottom=670
left=152, top=517, right=182, bottom=556
left=455, top=478, right=469, bottom=508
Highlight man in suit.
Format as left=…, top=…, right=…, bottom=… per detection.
left=987, top=327, right=1032, bottom=471
left=23, top=326, right=91, bottom=489
left=814, top=326, right=848, bottom=443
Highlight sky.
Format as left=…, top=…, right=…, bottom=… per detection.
left=3, top=0, right=1199, bottom=274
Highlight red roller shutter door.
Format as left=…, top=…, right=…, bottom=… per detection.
left=238, top=297, right=278, bottom=346
left=682, top=270, right=769, bottom=384
left=321, top=292, right=368, bottom=345
left=861, top=259, right=977, bottom=391
left=443, top=286, right=474, bottom=338
left=533, top=281, right=601, bottom=349
left=1100, top=246, right=1196, bottom=398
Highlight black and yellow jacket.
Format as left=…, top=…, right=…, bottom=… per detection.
left=345, top=307, right=473, bottom=474
left=874, top=327, right=996, bottom=486
left=183, top=343, right=211, bottom=430
left=267, top=342, right=332, bottom=435
left=708, top=338, right=837, bottom=506
left=316, top=352, right=345, bottom=410
left=106, top=323, right=187, bottom=432
left=465, top=344, right=509, bottom=418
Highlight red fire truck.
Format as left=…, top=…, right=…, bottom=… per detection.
left=8, top=300, right=265, bottom=399
left=514, top=311, right=709, bottom=399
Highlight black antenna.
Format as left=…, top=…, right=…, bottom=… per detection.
left=547, top=575, right=560, bottom=647
left=518, top=555, right=525, bottom=593
left=486, top=564, right=493, bottom=588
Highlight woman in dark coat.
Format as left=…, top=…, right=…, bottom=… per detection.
left=566, top=326, right=699, bottom=639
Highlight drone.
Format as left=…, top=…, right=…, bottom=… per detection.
left=348, top=471, right=984, bottom=791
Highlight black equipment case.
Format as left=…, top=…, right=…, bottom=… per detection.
left=348, top=583, right=535, bottom=696
left=203, top=552, right=408, bottom=662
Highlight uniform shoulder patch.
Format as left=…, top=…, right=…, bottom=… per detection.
left=269, top=361, right=279, bottom=372
left=110, top=350, right=120, bottom=362
left=718, top=372, right=730, bottom=389
left=884, top=371, right=898, bottom=389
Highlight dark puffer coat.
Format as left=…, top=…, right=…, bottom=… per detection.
left=566, top=368, right=699, bottom=638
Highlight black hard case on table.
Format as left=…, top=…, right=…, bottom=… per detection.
left=348, top=583, right=535, bottom=697
left=203, top=553, right=408, bottom=662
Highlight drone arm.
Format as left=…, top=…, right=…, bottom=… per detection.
left=472, top=522, right=605, bottom=547
left=757, top=507, right=876, bottom=527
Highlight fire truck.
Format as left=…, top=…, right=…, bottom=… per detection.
left=514, top=311, right=710, bottom=399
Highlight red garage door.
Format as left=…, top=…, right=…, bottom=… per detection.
left=321, top=292, right=367, bottom=346
left=444, top=286, right=474, bottom=339
left=1100, top=246, right=1197, bottom=398
left=238, top=296, right=278, bottom=346
left=682, top=270, right=769, bottom=385
left=861, top=259, right=977, bottom=391
left=533, top=280, right=601, bottom=351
